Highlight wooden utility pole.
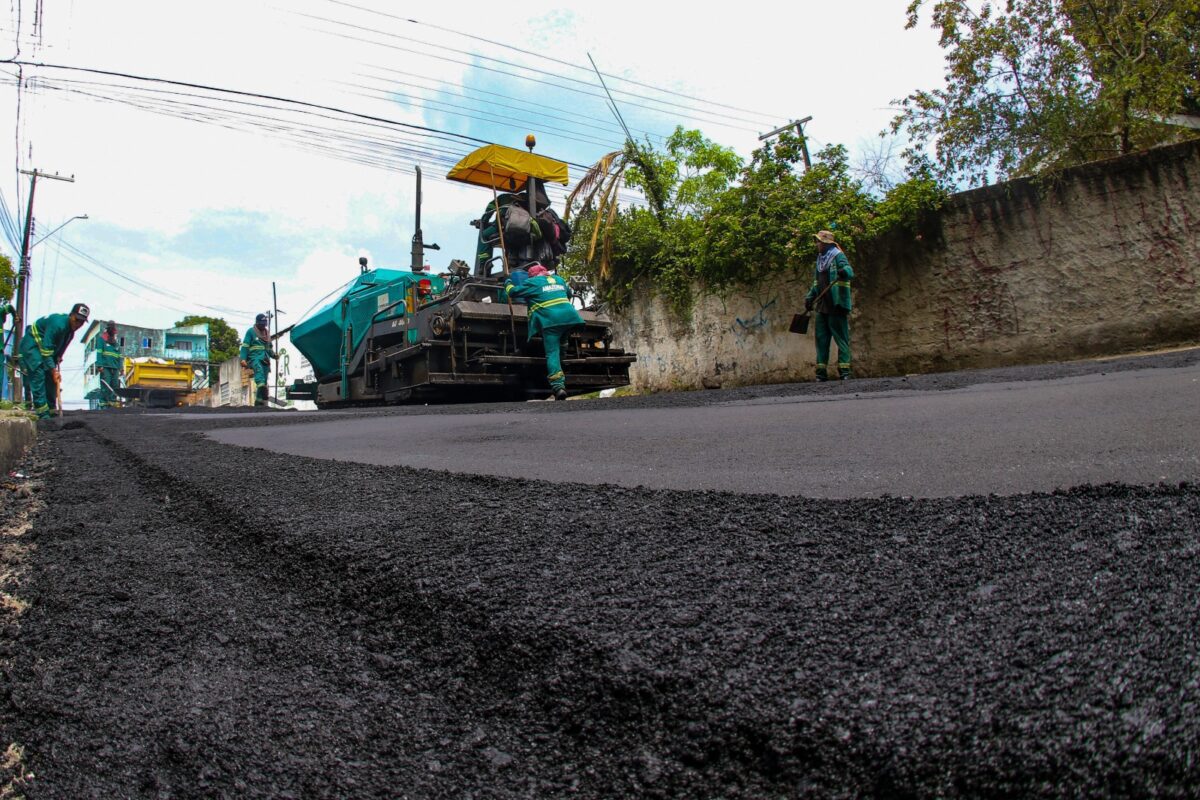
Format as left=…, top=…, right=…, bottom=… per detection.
left=271, top=282, right=282, bottom=406
left=12, top=169, right=75, bottom=401
left=759, top=116, right=813, bottom=170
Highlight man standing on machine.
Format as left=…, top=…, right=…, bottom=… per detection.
left=504, top=265, right=583, bottom=401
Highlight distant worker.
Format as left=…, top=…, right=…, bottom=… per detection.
left=95, top=320, right=123, bottom=409
left=504, top=264, right=583, bottom=401
left=804, top=230, right=855, bottom=381
left=17, top=302, right=89, bottom=420
left=239, top=313, right=277, bottom=407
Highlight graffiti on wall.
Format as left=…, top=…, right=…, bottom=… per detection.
left=731, top=296, right=779, bottom=334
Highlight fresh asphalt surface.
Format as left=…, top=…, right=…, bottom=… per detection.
left=209, top=363, right=1200, bottom=498
left=2, top=349, right=1198, bottom=798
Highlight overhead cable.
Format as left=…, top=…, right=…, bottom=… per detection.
left=309, top=3, right=781, bottom=127
left=298, top=22, right=768, bottom=135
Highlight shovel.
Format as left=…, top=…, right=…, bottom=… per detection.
left=789, top=284, right=834, bottom=335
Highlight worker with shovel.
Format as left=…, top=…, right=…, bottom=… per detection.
left=95, top=321, right=123, bottom=409
left=804, top=230, right=854, bottom=381
left=17, top=302, right=89, bottom=420
left=239, top=313, right=278, bottom=407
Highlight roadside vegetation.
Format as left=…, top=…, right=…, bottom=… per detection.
left=562, top=129, right=945, bottom=318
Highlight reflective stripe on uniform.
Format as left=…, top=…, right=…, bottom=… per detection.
left=530, top=296, right=570, bottom=313
left=30, top=322, right=54, bottom=356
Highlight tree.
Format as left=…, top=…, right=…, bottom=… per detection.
left=0, top=253, right=14, bottom=304
left=893, top=0, right=1200, bottom=185
left=565, top=127, right=740, bottom=283
left=175, top=315, right=239, bottom=381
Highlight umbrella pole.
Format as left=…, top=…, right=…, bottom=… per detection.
left=489, top=165, right=511, bottom=277
left=489, top=165, right=520, bottom=351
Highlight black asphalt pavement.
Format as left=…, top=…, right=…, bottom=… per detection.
left=209, top=362, right=1200, bottom=498
left=2, top=349, right=1198, bottom=798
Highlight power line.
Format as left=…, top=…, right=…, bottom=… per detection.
left=0, top=58, right=502, bottom=147
left=299, top=21, right=768, bottom=135
left=356, top=63, right=663, bottom=142
left=53, top=238, right=256, bottom=317
left=7, top=71, right=647, bottom=205
left=314, top=2, right=784, bottom=126
left=375, top=8, right=787, bottom=123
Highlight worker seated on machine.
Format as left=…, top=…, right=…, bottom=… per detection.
left=472, top=181, right=552, bottom=276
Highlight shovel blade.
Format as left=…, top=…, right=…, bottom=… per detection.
left=789, top=312, right=811, bottom=335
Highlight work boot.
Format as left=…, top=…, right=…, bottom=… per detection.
left=815, top=374, right=829, bottom=382
left=554, top=388, right=568, bottom=401
left=839, top=371, right=852, bottom=381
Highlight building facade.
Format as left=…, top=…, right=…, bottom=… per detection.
left=80, top=321, right=211, bottom=409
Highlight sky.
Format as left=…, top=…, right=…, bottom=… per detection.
left=0, top=0, right=946, bottom=406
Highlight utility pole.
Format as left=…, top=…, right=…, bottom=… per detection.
left=12, top=169, right=75, bottom=401
left=759, top=116, right=813, bottom=170
left=271, top=282, right=284, bottom=406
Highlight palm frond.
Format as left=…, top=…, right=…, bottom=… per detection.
left=587, top=169, right=622, bottom=263
left=566, top=150, right=623, bottom=221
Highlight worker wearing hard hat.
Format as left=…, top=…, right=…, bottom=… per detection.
left=804, top=230, right=855, bottom=380
left=504, top=264, right=584, bottom=401
left=239, top=313, right=278, bottom=408
left=95, top=321, right=123, bottom=409
left=17, top=302, right=89, bottom=420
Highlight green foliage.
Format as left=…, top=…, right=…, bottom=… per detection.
left=563, top=129, right=946, bottom=317
left=894, top=0, right=1200, bottom=185
left=175, top=314, right=239, bottom=380
left=0, top=254, right=14, bottom=304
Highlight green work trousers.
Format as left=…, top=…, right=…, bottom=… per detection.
left=98, top=366, right=120, bottom=408
left=20, top=361, right=54, bottom=419
left=541, top=324, right=578, bottom=392
left=250, top=359, right=270, bottom=406
left=814, top=312, right=852, bottom=379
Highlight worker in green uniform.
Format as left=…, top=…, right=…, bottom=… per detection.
left=18, top=302, right=89, bottom=419
left=239, top=313, right=277, bottom=407
left=804, top=230, right=854, bottom=381
left=504, top=264, right=583, bottom=401
left=95, top=320, right=123, bottom=409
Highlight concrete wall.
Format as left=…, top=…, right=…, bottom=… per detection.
left=615, top=139, right=1200, bottom=390
left=215, top=357, right=254, bottom=407
left=0, top=415, right=35, bottom=476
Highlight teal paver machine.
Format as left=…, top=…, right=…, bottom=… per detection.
left=286, top=141, right=635, bottom=407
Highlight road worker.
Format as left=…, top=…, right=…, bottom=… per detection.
left=804, top=230, right=855, bottom=380
left=504, top=264, right=583, bottom=401
left=95, top=320, right=123, bottom=409
left=18, top=302, right=89, bottom=420
left=239, top=313, right=277, bottom=407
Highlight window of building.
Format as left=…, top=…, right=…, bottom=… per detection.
left=141, top=337, right=152, bottom=348
left=172, top=340, right=192, bottom=351
left=119, top=337, right=125, bottom=347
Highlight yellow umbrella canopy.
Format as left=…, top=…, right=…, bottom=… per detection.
left=446, top=144, right=569, bottom=191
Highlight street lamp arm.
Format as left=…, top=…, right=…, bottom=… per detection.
left=31, top=214, right=88, bottom=248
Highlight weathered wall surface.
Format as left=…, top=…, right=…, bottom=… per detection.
left=0, top=415, right=35, bottom=475
left=615, top=139, right=1200, bottom=391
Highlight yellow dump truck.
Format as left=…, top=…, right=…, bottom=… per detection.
left=120, top=358, right=196, bottom=407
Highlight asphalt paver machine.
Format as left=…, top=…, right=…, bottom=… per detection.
left=286, top=141, right=635, bottom=407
